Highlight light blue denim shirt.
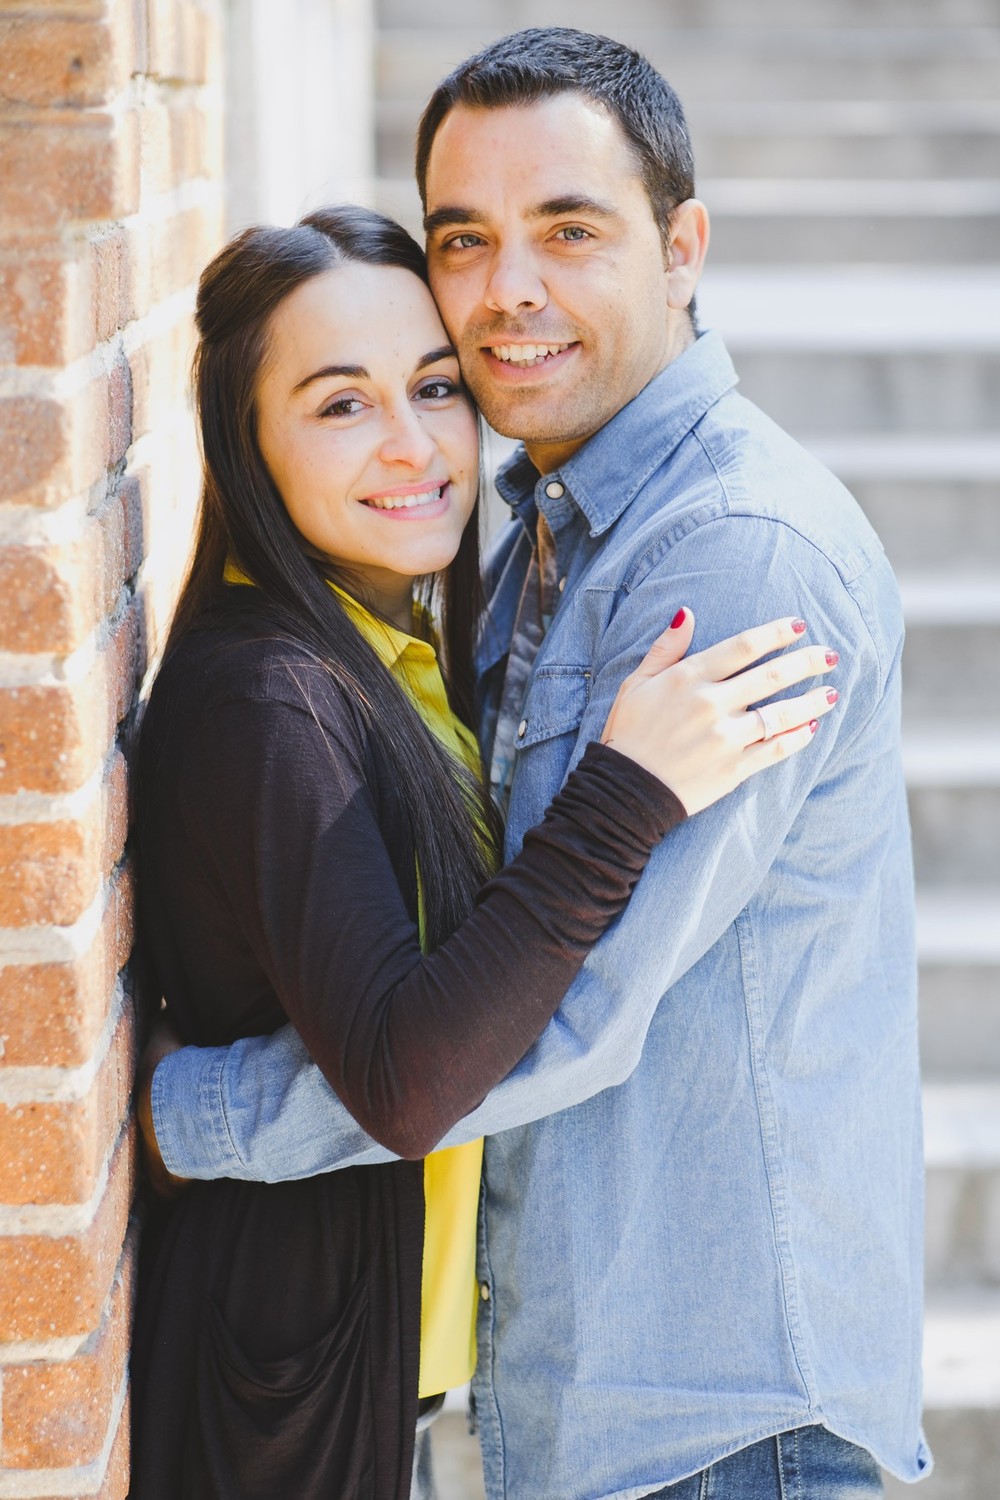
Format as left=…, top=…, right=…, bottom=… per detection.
left=152, top=332, right=930, bottom=1495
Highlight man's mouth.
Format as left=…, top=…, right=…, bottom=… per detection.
left=361, top=482, right=447, bottom=512
left=487, top=342, right=574, bottom=368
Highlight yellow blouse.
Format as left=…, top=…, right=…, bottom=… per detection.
left=332, top=587, right=483, bottom=1398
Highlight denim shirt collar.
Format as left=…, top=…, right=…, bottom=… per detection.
left=494, top=329, right=738, bottom=537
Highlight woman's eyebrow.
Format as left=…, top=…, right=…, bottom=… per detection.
left=416, top=344, right=458, bottom=370
left=292, top=363, right=367, bottom=393
left=292, top=346, right=456, bottom=396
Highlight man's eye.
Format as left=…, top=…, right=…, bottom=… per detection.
left=555, top=226, right=590, bottom=242
left=446, top=233, right=484, bottom=251
left=320, top=396, right=365, bottom=418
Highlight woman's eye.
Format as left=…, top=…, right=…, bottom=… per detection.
left=415, top=379, right=457, bottom=402
left=320, top=396, right=366, bottom=418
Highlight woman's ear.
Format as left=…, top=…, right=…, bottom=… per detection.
left=665, top=199, right=710, bottom=311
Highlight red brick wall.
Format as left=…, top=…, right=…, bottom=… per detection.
left=0, top=2, right=224, bottom=1492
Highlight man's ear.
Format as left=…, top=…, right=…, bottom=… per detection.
left=666, top=199, right=710, bottom=310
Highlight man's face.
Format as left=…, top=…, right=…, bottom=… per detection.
left=423, top=94, right=698, bottom=473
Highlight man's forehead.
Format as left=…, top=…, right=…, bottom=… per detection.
left=424, top=97, right=645, bottom=217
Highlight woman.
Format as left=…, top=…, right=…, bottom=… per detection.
left=128, top=205, right=836, bottom=1500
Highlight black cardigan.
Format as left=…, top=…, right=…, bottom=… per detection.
left=128, top=593, right=684, bottom=1500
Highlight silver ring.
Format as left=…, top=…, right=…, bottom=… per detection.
left=753, top=703, right=783, bottom=743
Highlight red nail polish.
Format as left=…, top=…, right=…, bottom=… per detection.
left=826, top=688, right=839, bottom=704
left=825, top=650, right=839, bottom=666
left=670, top=608, right=686, bottom=629
left=791, top=618, right=807, bottom=634
left=810, top=720, right=819, bottom=734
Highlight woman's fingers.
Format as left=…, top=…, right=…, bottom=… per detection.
left=737, top=717, right=823, bottom=780
left=723, top=644, right=838, bottom=713
left=682, top=616, right=810, bottom=683
left=628, top=606, right=696, bottom=681
left=739, top=684, right=838, bottom=749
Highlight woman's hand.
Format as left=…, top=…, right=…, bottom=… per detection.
left=600, top=610, right=839, bottom=816
left=135, top=1017, right=190, bottom=1199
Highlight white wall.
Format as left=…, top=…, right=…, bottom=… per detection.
left=225, top=0, right=375, bottom=231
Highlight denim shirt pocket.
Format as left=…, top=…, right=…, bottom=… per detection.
left=514, top=665, right=591, bottom=751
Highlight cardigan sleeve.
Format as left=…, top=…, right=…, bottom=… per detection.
left=177, top=688, right=684, bottom=1159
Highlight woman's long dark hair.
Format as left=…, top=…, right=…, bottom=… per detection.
left=162, top=205, right=500, bottom=950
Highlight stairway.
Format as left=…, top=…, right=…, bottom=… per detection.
left=372, top=5, right=1000, bottom=1496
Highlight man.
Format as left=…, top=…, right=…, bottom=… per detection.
left=142, top=29, right=929, bottom=1498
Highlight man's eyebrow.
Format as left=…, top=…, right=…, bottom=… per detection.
left=424, top=196, right=622, bottom=237
left=423, top=206, right=480, bottom=235
left=291, top=346, right=457, bottom=395
left=529, top=195, right=622, bottom=222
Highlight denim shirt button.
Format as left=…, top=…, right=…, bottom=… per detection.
left=544, top=480, right=565, bottom=499
left=517, top=719, right=527, bottom=739
left=479, top=1282, right=491, bottom=1301
left=558, top=576, right=567, bottom=593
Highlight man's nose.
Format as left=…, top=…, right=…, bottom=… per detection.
left=484, top=245, right=548, bottom=317
left=378, top=402, right=438, bottom=468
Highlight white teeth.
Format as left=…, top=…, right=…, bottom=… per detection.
left=364, top=485, right=443, bottom=511
left=490, top=342, right=571, bottom=366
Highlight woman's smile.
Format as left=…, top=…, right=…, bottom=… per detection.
left=359, top=479, right=452, bottom=515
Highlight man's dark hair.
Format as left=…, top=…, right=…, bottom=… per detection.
left=415, top=27, right=696, bottom=251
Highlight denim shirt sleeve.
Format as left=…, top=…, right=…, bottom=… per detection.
left=155, top=514, right=894, bottom=1182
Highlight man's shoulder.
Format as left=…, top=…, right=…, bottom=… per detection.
left=609, top=390, right=888, bottom=594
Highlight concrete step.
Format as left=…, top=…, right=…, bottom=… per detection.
left=924, top=1082, right=1000, bottom=1287
left=802, top=436, right=1000, bottom=577
left=917, top=888, right=1000, bottom=1079
left=376, top=97, right=1000, bottom=181
left=703, top=179, right=1000, bottom=263
left=733, top=339, right=1000, bottom=433
left=687, top=101, right=1000, bottom=181
left=376, top=0, right=1000, bottom=30
left=698, top=269, right=1000, bottom=431
left=377, top=27, right=1000, bottom=107
left=882, top=1289, right=1000, bottom=1500
left=905, top=729, right=1000, bottom=887
left=899, top=576, right=1000, bottom=722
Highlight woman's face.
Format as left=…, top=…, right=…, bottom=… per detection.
left=256, top=262, right=479, bottom=628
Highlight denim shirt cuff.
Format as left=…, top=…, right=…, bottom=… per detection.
left=152, top=1045, right=244, bottom=1177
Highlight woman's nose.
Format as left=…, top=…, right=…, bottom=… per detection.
left=378, top=403, right=438, bottom=468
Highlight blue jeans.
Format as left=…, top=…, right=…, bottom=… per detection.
left=646, top=1426, right=883, bottom=1499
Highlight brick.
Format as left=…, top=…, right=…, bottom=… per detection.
left=128, top=311, right=195, bottom=443
left=0, top=1126, right=134, bottom=1341
left=127, top=201, right=223, bottom=319
left=0, top=813, right=101, bottom=928
left=0, top=108, right=139, bottom=231
left=0, top=5, right=134, bottom=111
left=0, top=998, right=134, bottom=1208
left=0, top=489, right=128, bottom=653
left=0, top=879, right=130, bottom=1068
left=146, top=0, right=212, bottom=85
left=91, top=223, right=134, bottom=344
left=0, top=248, right=92, bottom=367
left=1, top=1241, right=131, bottom=1466
left=0, top=353, right=132, bottom=507
left=95, top=1383, right=130, bottom=1500
left=0, top=596, right=139, bottom=795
